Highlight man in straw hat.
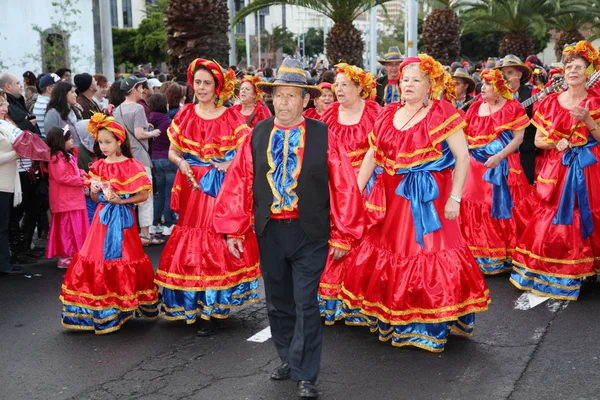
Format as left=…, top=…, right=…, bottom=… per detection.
left=452, top=67, right=477, bottom=112
left=213, top=58, right=364, bottom=399
left=376, top=46, right=404, bottom=106
left=494, top=54, right=536, bottom=183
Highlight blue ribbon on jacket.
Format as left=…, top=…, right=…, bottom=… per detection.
left=552, top=137, right=598, bottom=240
left=98, top=192, right=134, bottom=260
left=268, top=126, right=303, bottom=213
left=183, top=150, right=235, bottom=198
left=395, top=143, right=455, bottom=248
left=470, top=130, right=515, bottom=219
left=385, top=82, right=400, bottom=106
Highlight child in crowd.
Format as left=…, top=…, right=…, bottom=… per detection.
left=59, top=113, right=159, bottom=334
left=45, top=126, right=89, bottom=268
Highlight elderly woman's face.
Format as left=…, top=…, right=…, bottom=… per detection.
left=400, top=65, right=430, bottom=105
left=564, top=57, right=589, bottom=87
left=480, top=79, right=497, bottom=102
left=315, top=89, right=335, bottom=112
left=334, top=72, right=361, bottom=105
left=239, top=81, right=256, bottom=104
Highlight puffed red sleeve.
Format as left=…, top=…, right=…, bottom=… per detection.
left=213, top=133, right=255, bottom=238
left=327, top=133, right=365, bottom=250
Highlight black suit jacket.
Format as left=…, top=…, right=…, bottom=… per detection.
left=251, top=117, right=331, bottom=241
left=7, top=93, right=41, bottom=135
left=375, top=75, right=389, bottom=107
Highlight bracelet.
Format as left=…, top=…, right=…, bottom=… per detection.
left=449, top=194, right=461, bottom=203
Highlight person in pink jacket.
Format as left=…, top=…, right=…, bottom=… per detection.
left=45, top=125, right=90, bottom=268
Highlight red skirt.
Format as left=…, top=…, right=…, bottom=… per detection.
left=155, top=166, right=261, bottom=292
left=459, top=153, right=533, bottom=274
left=46, top=209, right=89, bottom=258
left=341, top=169, right=490, bottom=326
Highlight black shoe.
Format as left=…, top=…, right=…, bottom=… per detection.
left=297, top=380, right=319, bottom=398
left=11, top=254, right=37, bottom=265
left=197, top=320, right=219, bottom=337
left=27, top=248, right=45, bottom=258
left=0, top=267, right=24, bottom=277
left=270, top=362, right=291, bottom=380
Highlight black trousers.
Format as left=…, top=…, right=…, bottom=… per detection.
left=257, top=219, right=328, bottom=382
left=0, top=191, right=13, bottom=272
left=9, top=171, right=44, bottom=254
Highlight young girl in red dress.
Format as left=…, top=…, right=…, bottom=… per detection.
left=45, top=126, right=90, bottom=269
left=59, top=113, right=159, bottom=334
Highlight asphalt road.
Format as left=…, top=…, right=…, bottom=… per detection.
left=1, top=244, right=599, bottom=400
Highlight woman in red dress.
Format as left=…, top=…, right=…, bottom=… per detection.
left=60, top=113, right=159, bottom=334
left=230, top=75, right=272, bottom=128
left=340, top=55, right=490, bottom=352
left=460, top=69, right=532, bottom=274
left=318, top=63, right=381, bottom=324
left=303, top=82, right=335, bottom=120
left=155, top=59, right=261, bottom=335
left=511, top=41, right=600, bottom=300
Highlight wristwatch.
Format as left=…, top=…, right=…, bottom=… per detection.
left=449, top=194, right=461, bottom=203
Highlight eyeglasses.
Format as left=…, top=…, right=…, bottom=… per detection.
left=565, top=65, right=586, bottom=72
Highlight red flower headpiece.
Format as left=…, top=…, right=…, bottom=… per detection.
left=399, top=54, right=445, bottom=97
left=335, top=63, right=377, bottom=100
left=317, top=82, right=336, bottom=99
left=241, top=75, right=265, bottom=101
left=442, top=72, right=457, bottom=104
left=562, top=41, right=600, bottom=74
left=187, top=58, right=238, bottom=107
left=87, top=112, right=127, bottom=143
left=481, top=69, right=512, bottom=100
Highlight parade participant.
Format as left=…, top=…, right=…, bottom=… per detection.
left=154, top=59, right=261, bottom=336
left=230, top=75, right=272, bottom=128
left=303, top=82, right=335, bottom=120
left=375, top=46, right=403, bottom=106
left=452, top=67, right=476, bottom=112
left=318, top=63, right=380, bottom=324
left=45, top=126, right=89, bottom=269
left=213, top=58, right=364, bottom=399
left=59, top=113, right=159, bottom=334
left=495, top=55, right=536, bottom=184
left=460, top=69, right=531, bottom=274
left=511, top=41, right=600, bottom=300
left=340, top=54, right=490, bottom=352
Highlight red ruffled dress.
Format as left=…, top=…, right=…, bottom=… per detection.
left=303, top=108, right=323, bottom=120
left=231, top=102, right=272, bottom=128
left=340, top=100, right=491, bottom=352
left=155, top=105, right=261, bottom=323
left=317, top=99, right=382, bottom=324
left=59, top=158, right=159, bottom=334
left=460, top=99, right=532, bottom=274
left=511, top=93, right=600, bottom=300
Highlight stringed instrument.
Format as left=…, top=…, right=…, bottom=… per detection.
left=520, top=77, right=565, bottom=108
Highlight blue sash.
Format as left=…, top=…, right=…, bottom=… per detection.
left=183, top=150, right=235, bottom=198
left=552, top=137, right=598, bottom=240
left=395, top=144, right=455, bottom=248
left=470, top=130, right=515, bottom=219
left=98, top=192, right=134, bottom=260
left=268, top=126, right=303, bottom=213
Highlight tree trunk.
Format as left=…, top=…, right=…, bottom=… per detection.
left=421, top=8, right=460, bottom=65
left=165, top=0, right=231, bottom=75
left=325, top=22, right=365, bottom=68
left=499, top=32, right=533, bottom=61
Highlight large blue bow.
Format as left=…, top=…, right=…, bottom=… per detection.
left=552, top=139, right=598, bottom=240
left=365, top=166, right=383, bottom=198
left=395, top=143, right=455, bottom=248
left=98, top=192, right=134, bottom=260
left=183, top=150, right=235, bottom=198
left=470, top=130, right=515, bottom=219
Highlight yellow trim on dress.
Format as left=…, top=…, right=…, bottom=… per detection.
left=61, top=285, right=158, bottom=301
left=365, top=201, right=386, bottom=212
left=156, top=264, right=260, bottom=281
left=328, top=240, right=351, bottom=251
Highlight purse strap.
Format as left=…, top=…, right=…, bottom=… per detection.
left=118, top=105, right=151, bottom=159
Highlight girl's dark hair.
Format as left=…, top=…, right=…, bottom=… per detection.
left=47, top=81, right=77, bottom=121
left=108, top=81, right=125, bottom=107
left=149, top=93, right=168, bottom=113
left=99, top=128, right=134, bottom=159
left=166, top=83, right=185, bottom=110
left=46, top=126, right=73, bottom=162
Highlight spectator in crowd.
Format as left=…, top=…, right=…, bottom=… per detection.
left=114, top=67, right=122, bottom=81
left=33, top=73, right=61, bottom=137
left=107, top=80, right=125, bottom=109
left=263, top=67, right=274, bottom=82
left=157, top=73, right=167, bottom=83
left=166, top=83, right=185, bottom=118
left=56, top=68, right=72, bottom=82
left=45, top=81, right=82, bottom=146
left=92, top=74, right=109, bottom=111
left=24, top=85, right=38, bottom=113
left=23, top=71, right=37, bottom=87
left=0, top=73, right=41, bottom=134
left=320, top=70, right=335, bottom=84
left=113, top=76, right=163, bottom=246
left=147, top=93, right=176, bottom=236
left=0, top=91, right=23, bottom=276
left=74, top=73, right=101, bottom=119
left=137, top=81, right=152, bottom=116
left=159, top=81, right=174, bottom=94
left=148, top=78, right=162, bottom=93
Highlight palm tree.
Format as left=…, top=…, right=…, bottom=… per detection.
left=547, top=0, right=600, bottom=61
left=421, top=0, right=461, bottom=65
left=261, top=26, right=296, bottom=56
left=165, top=0, right=231, bottom=75
left=458, top=0, right=583, bottom=60
left=232, top=0, right=392, bottom=67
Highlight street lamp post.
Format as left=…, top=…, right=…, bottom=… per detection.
left=405, top=0, right=418, bottom=56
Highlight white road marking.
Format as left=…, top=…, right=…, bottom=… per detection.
left=247, top=326, right=272, bottom=342
left=514, top=293, right=530, bottom=310
left=514, top=292, right=550, bottom=310
left=527, top=292, right=550, bottom=308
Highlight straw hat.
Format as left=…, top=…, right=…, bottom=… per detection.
left=256, top=58, right=322, bottom=99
